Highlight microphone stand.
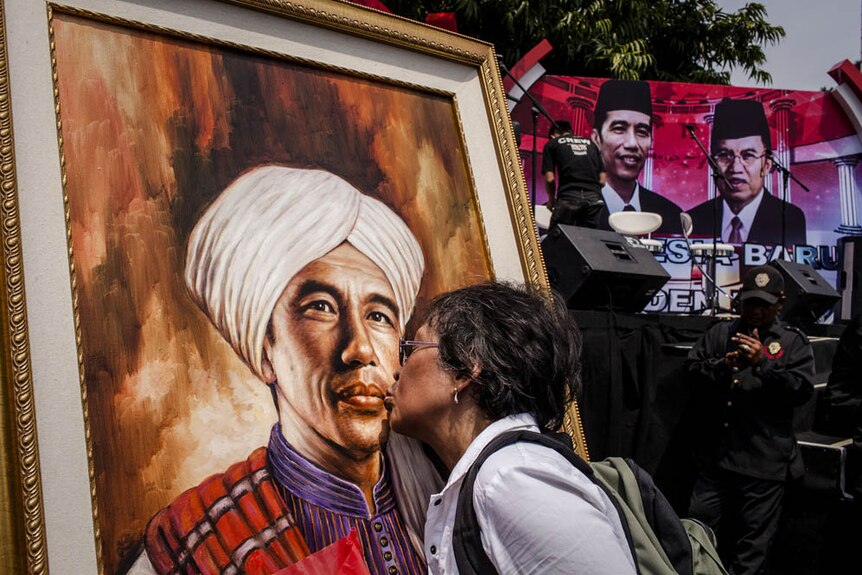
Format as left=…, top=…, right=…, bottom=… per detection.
left=531, top=107, right=539, bottom=214
left=685, top=125, right=734, bottom=316
left=770, top=155, right=809, bottom=251
left=497, top=56, right=557, bottom=215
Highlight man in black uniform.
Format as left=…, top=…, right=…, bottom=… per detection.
left=542, top=120, right=606, bottom=228
left=822, top=312, right=862, bottom=498
left=821, top=312, right=862, bottom=439
left=687, top=264, right=814, bottom=575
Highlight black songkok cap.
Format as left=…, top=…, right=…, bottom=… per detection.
left=593, top=80, right=653, bottom=129
left=710, top=98, right=771, bottom=152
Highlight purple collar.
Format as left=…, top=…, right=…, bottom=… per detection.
left=267, top=423, right=396, bottom=517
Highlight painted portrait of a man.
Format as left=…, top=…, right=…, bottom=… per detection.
left=124, top=166, right=442, bottom=574
left=50, top=12, right=494, bottom=575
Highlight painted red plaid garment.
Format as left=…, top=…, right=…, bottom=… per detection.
left=145, top=447, right=311, bottom=575
left=266, top=424, right=426, bottom=575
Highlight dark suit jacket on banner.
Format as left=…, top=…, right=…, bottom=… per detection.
left=598, top=187, right=684, bottom=235
left=688, top=192, right=807, bottom=246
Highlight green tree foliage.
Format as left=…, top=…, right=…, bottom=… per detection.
left=384, top=0, right=784, bottom=84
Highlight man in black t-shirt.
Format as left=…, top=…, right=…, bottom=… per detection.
left=542, top=120, right=606, bottom=228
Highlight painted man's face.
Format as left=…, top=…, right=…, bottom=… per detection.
left=593, top=110, right=652, bottom=184
left=713, top=135, right=772, bottom=209
left=262, top=242, right=401, bottom=460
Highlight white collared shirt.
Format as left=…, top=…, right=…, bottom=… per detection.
left=424, top=413, right=636, bottom=575
left=722, top=190, right=764, bottom=243
left=602, top=182, right=642, bottom=213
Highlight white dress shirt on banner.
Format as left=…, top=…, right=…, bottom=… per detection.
left=423, top=413, right=637, bottom=575
left=721, top=190, right=765, bottom=243
left=602, top=182, right=642, bottom=213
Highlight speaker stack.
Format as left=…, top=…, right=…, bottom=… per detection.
left=837, top=236, right=862, bottom=321
left=541, top=224, right=670, bottom=312
left=768, top=260, right=841, bottom=323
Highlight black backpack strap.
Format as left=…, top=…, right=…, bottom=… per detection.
left=624, top=458, right=693, bottom=575
left=452, top=429, right=594, bottom=575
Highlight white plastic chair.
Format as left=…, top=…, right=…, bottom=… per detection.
left=534, top=204, right=552, bottom=230
left=680, top=212, right=735, bottom=259
left=680, top=212, right=736, bottom=312
left=608, top=211, right=663, bottom=252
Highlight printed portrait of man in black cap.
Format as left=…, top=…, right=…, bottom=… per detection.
left=688, top=98, right=807, bottom=245
left=590, top=79, right=683, bottom=235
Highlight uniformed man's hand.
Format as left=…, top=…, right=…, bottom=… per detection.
left=731, top=329, right=763, bottom=366
left=724, top=351, right=744, bottom=371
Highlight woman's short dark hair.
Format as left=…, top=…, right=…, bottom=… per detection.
left=423, top=281, right=581, bottom=430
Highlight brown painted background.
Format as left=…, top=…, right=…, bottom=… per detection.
left=53, top=13, right=491, bottom=573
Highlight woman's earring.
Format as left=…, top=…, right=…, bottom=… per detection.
left=453, top=387, right=460, bottom=405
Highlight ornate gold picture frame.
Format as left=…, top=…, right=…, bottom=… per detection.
left=0, top=1, right=584, bottom=573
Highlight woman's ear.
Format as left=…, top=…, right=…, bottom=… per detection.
left=456, top=362, right=482, bottom=388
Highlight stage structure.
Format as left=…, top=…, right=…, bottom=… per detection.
left=0, top=1, right=578, bottom=574
left=515, top=74, right=862, bottom=315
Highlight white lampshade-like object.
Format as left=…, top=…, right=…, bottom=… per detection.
left=608, top=211, right=663, bottom=252
left=608, top=211, right=663, bottom=236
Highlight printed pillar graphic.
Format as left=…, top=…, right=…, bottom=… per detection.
left=568, top=97, right=591, bottom=136
left=834, top=156, right=862, bottom=234
left=770, top=99, right=794, bottom=201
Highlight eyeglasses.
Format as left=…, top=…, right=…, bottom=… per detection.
left=399, top=338, right=439, bottom=365
left=712, top=150, right=767, bottom=167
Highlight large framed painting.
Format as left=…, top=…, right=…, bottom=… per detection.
left=0, top=0, right=586, bottom=573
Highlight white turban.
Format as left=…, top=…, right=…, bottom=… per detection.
left=185, top=165, right=425, bottom=380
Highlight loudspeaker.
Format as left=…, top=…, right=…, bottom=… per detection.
left=769, top=260, right=840, bottom=323
left=541, top=224, right=670, bottom=312
left=837, top=236, right=862, bottom=321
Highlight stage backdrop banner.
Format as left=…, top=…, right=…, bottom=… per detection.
left=517, top=76, right=861, bottom=313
